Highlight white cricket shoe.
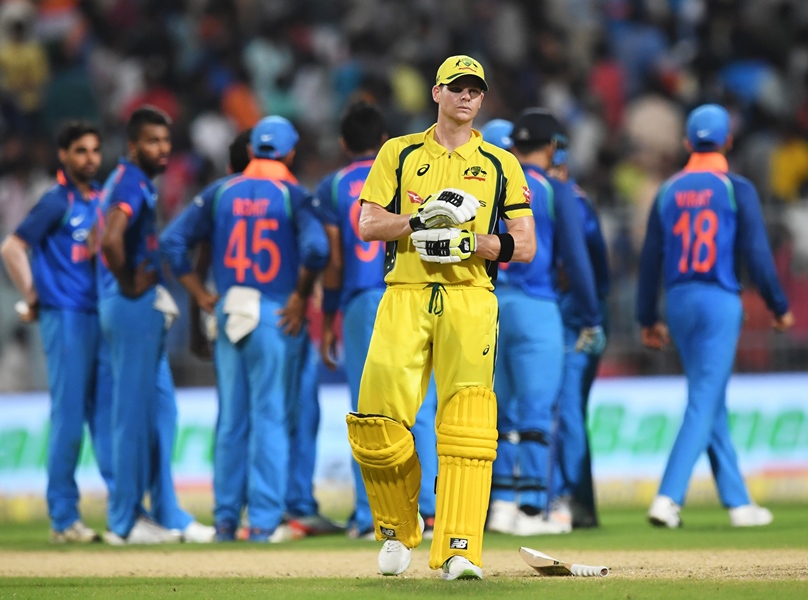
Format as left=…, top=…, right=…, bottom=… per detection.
left=729, top=504, right=773, bottom=527
left=50, top=520, right=99, bottom=543
left=548, top=496, right=573, bottom=529
left=104, top=516, right=182, bottom=545
left=269, top=523, right=299, bottom=542
left=513, top=509, right=572, bottom=535
left=378, top=539, right=412, bottom=575
left=486, top=499, right=518, bottom=534
left=441, top=556, right=483, bottom=580
left=648, top=495, right=682, bottom=528
left=377, top=514, right=423, bottom=576
left=181, top=521, right=216, bottom=543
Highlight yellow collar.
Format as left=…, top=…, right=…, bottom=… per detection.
left=422, top=124, right=483, bottom=160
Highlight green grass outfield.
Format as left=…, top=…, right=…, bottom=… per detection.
left=1, top=504, right=807, bottom=599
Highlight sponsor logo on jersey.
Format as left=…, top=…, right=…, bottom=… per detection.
left=449, top=538, right=469, bottom=549
left=407, top=191, right=425, bottom=204
left=417, top=164, right=430, bottom=176
left=69, top=215, right=84, bottom=227
left=463, top=166, right=487, bottom=181
left=483, top=345, right=490, bottom=355
left=349, top=180, right=365, bottom=198
left=522, top=185, right=532, bottom=203
left=193, top=196, right=204, bottom=207
left=380, top=526, right=396, bottom=538
left=72, top=228, right=89, bottom=242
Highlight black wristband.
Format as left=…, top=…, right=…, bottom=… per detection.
left=409, top=214, right=426, bottom=231
left=496, top=233, right=515, bottom=262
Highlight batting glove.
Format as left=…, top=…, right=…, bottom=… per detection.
left=411, top=188, right=480, bottom=230
left=575, top=326, right=606, bottom=355
left=411, top=228, right=477, bottom=263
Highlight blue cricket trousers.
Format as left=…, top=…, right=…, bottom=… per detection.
left=100, top=289, right=192, bottom=536
left=213, top=296, right=295, bottom=533
left=493, top=288, right=563, bottom=509
left=39, top=308, right=113, bottom=532
left=660, top=283, right=750, bottom=508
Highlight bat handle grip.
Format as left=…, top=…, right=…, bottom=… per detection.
left=570, top=564, right=609, bottom=577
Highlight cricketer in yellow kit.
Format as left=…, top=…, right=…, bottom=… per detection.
left=346, top=55, right=536, bottom=580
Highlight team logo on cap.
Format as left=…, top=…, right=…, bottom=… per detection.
left=455, top=57, right=480, bottom=73
left=463, top=166, right=487, bottom=181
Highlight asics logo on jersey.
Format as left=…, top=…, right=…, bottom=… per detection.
left=463, top=166, right=487, bottom=181
left=407, top=191, right=425, bottom=204
left=69, top=215, right=84, bottom=227
left=417, top=164, right=430, bottom=176
left=449, top=538, right=469, bottom=549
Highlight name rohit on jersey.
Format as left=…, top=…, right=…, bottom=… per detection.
left=233, top=198, right=270, bottom=217
left=675, top=189, right=713, bottom=208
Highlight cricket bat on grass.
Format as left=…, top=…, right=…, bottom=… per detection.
left=520, top=547, right=609, bottom=577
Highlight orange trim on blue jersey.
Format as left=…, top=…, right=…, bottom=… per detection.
left=117, top=202, right=133, bottom=218
left=56, top=170, right=67, bottom=186
left=684, top=152, right=729, bottom=173
left=338, top=159, right=375, bottom=177
left=243, top=159, right=298, bottom=184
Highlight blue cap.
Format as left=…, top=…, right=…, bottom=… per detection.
left=251, top=116, right=299, bottom=159
left=686, top=104, right=730, bottom=152
left=480, top=119, right=513, bottom=150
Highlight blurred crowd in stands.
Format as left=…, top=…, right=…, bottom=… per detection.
left=1, top=0, right=806, bottom=390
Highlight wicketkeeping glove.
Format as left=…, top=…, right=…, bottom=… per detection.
left=410, top=188, right=480, bottom=230
left=575, top=325, right=606, bottom=355
left=411, top=228, right=477, bottom=263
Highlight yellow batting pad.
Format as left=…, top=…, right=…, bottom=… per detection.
left=430, top=386, right=498, bottom=570
left=346, top=413, right=423, bottom=548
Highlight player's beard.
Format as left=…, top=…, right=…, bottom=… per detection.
left=68, top=166, right=98, bottom=185
left=136, top=149, right=168, bottom=178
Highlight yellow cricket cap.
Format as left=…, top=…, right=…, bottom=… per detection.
left=435, top=55, right=488, bottom=91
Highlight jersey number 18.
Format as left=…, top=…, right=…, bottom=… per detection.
left=672, top=208, right=718, bottom=274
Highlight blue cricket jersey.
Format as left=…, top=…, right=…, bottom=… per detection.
left=503, top=164, right=600, bottom=327
left=637, top=152, right=790, bottom=326
left=558, top=180, right=611, bottom=329
left=14, top=170, right=99, bottom=311
left=313, top=156, right=384, bottom=309
left=160, top=159, right=329, bottom=303
left=96, top=159, right=162, bottom=299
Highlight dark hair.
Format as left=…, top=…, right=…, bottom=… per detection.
left=340, top=101, right=387, bottom=154
left=126, top=105, right=172, bottom=142
left=56, top=121, right=101, bottom=150
left=229, top=128, right=252, bottom=173
left=513, top=140, right=551, bottom=155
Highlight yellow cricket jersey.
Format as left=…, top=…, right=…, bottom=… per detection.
left=361, top=124, right=532, bottom=289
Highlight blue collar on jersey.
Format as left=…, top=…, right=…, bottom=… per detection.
left=117, top=158, right=157, bottom=193
left=520, top=162, right=549, bottom=177
left=56, top=169, right=99, bottom=201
